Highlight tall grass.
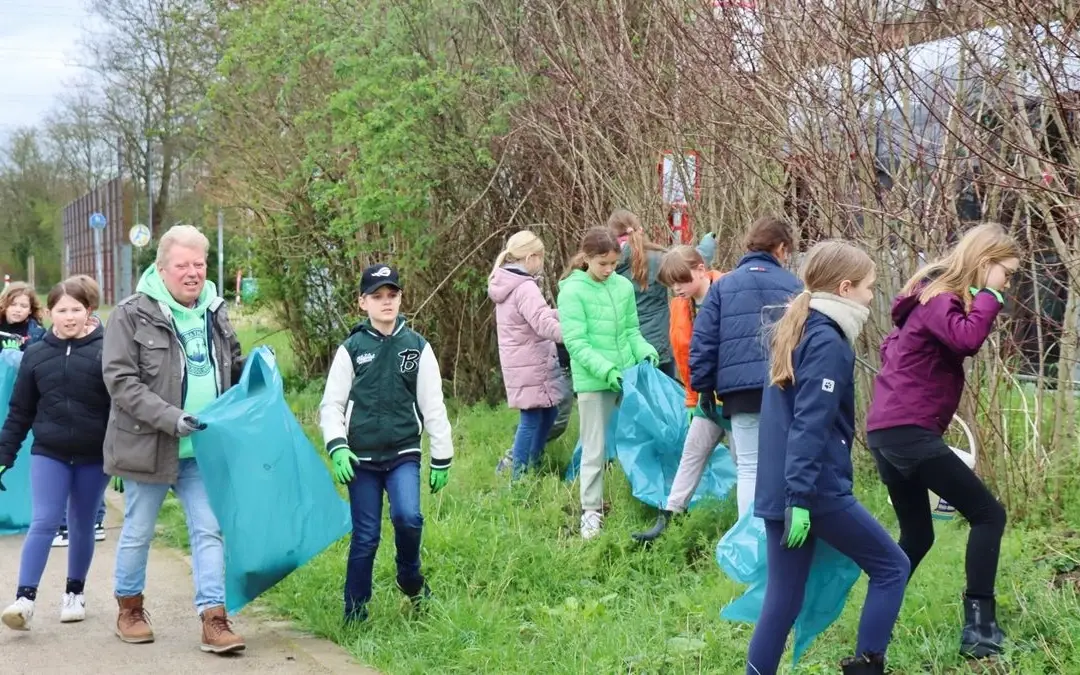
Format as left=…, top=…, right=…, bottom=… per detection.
left=148, top=314, right=1080, bottom=674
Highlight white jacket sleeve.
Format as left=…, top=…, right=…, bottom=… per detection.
left=318, top=345, right=354, bottom=454
left=416, top=343, right=454, bottom=469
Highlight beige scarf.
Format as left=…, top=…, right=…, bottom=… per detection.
left=808, top=292, right=870, bottom=345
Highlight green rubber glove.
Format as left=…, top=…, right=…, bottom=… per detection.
left=429, top=467, right=449, bottom=494
left=0, top=465, right=8, bottom=492
left=783, top=506, right=811, bottom=548
left=330, top=447, right=359, bottom=485
left=644, top=353, right=659, bottom=367
left=605, top=369, right=623, bottom=392
left=110, top=476, right=124, bottom=494
left=969, top=286, right=1004, bottom=305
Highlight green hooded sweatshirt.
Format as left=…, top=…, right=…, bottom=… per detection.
left=137, top=266, right=220, bottom=459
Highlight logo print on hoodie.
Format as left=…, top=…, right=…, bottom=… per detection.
left=180, top=325, right=212, bottom=377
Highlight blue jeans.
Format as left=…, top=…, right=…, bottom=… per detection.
left=345, top=461, right=424, bottom=619
left=746, top=502, right=910, bottom=674
left=114, top=458, right=225, bottom=614
left=511, top=406, right=558, bottom=477
left=18, top=456, right=108, bottom=589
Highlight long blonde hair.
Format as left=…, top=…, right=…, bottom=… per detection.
left=769, top=240, right=875, bottom=387
left=902, top=222, right=1019, bottom=308
left=607, top=209, right=664, bottom=289
left=492, top=230, right=545, bottom=278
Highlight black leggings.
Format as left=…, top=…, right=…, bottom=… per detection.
left=874, top=449, right=1006, bottom=598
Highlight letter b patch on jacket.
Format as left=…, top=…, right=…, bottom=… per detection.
left=822, top=378, right=835, bottom=393
left=398, top=349, right=421, bottom=373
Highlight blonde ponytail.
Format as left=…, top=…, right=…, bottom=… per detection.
left=491, top=230, right=545, bottom=279
left=769, top=291, right=813, bottom=387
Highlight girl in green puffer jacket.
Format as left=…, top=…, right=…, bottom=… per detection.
left=558, top=227, right=658, bottom=540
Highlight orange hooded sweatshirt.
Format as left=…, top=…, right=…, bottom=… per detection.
left=671, top=270, right=724, bottom=407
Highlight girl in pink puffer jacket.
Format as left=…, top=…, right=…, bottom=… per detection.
left=488, top=230, right=566, bottom=478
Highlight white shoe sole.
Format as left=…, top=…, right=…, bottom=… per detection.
left=1, top=608, right=30, bottom=631
left=60, top=611, right=86, bottom=623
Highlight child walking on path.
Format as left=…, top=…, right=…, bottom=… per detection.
left=488, top=231, right=565, bottom=478
left=632, top=246, right=726, bottom=542
left=319, top=264, right=454, bottom=623
left=747, top=241, right=909, bottom=675
left=558, top=227, right=658, bottom=540
left=0, top=282, right=46, bottom=351
left=690, top=216, right=801, bottom=517
left=55, top=275, right=108, bottom=547
left=608, top=209, right=716, bottom=380
left=866, top=223, right=1019, bottom=659
left=0, top=278, right=111, bottom=630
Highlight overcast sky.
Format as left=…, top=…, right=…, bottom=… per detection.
left=0, top=0, right=93, bottom=144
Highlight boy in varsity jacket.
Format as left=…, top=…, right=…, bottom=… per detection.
left=318, top=264, right=454, bottom=623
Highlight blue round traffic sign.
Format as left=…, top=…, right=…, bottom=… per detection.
left=89, top=213, right=107, bottom=230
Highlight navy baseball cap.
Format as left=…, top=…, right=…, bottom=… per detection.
left=360, top=264, right=402, bottom=295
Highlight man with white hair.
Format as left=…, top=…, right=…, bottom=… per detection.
left=102, top=224, right=246, bottom=654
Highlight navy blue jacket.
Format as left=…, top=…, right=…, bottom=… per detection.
left=754, top=311, right=857, bottom=521
left=689, top=252, right=802, bottom=395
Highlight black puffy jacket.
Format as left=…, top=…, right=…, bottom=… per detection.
left=0, top=323, right=111, bottom=467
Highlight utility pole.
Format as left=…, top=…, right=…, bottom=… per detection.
left=217, top=210, right=224, bottom=294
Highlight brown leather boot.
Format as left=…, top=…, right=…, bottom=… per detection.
left=115, top=594, right=154, bottom=643
left=200, top=605, right=245, bottom=654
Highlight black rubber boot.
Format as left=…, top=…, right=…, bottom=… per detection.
left=840, top=653, right=886, bottom=674
left=960, top=594, right=1005, bottom=658
left=631, top=510, right=673, bottom=544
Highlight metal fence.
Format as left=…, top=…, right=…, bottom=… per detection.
left=61, top=178, right=135, bottom=306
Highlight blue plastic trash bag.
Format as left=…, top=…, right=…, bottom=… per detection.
left=193, top=347, right=351, bottom=613
left=0, top=350, right=33, bottom=535
left=716, top=509, right=862, bottom=663
left=565, top=364, right=736, bottom=510
left=615, top=364, right=735, bottom=508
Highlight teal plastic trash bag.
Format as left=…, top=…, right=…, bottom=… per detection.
left=615, top=364, right=735, bottom=508
left=564, top=365, right=736, bottom=510
left=192, top=347, right=351, bottom=613
left=0, top=350, right=33, bottom=535
left=716, top=509, right=862, bottom=663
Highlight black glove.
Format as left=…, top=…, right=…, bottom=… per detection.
left=697, top=393, right=717, bottom=419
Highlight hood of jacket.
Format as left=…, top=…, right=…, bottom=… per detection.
left=136, top=265, right=218, bottom=318
left=488, top=265, right=536, bottom=305
left=890, top=290, right=923, bottom=329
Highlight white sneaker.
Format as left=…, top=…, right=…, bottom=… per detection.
left=60, top=592, right=86, bottom=623
left=52, top=528, right=69, bottom=548
left=1, top=597, right=35, bottom=630
left=580, top=510, right=604, bottom=540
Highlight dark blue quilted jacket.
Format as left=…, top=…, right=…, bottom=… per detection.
left=689, top=252, right=802, bottom=395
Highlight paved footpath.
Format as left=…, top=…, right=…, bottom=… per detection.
left=0, top=492, right=379, bottom=675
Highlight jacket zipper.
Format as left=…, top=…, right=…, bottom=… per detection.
left=603, top=281, right=625, bottom=365
left=64, top=343, right=74, bottom=464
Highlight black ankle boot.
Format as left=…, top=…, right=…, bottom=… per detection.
left=960, top=594, right=1005, bottom=658
left=631, top=510, right=673, bottom=544
left=840, top=653, right=886, bottom=674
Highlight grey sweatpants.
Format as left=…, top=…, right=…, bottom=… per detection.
left=578, top=391, right=619, bottom=511
left=666, top=415, right=725, bottom=513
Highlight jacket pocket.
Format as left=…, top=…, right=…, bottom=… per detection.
left=133, top=327, right=171, bottom=382
left=110, top=415, right=159, bottom=474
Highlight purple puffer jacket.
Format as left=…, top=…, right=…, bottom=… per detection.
left=866, top=288, right=1003, bottom=435
left=489, top=266, right=565, bottom=410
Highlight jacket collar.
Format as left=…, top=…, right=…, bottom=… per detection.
left=736, top=251, right=783, bottom=269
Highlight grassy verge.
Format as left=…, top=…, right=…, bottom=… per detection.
left=155, top=317, right=1080, bottom=674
